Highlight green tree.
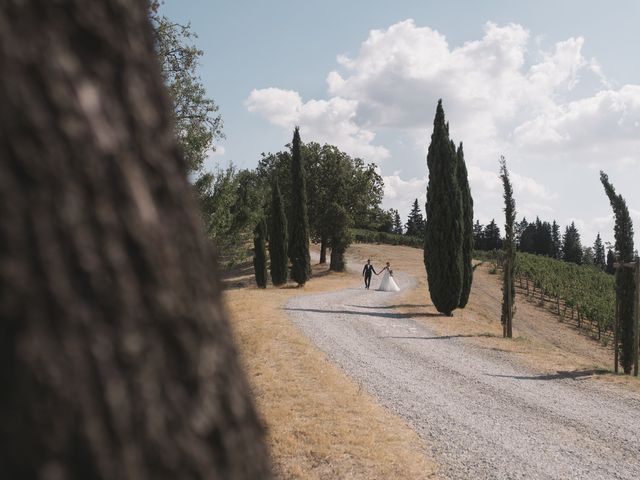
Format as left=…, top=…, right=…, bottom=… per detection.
left=318, top=146, right=353, bottom=271
left=253, top=219, right=268, bottom=288
left=264, top=142, right=384, bottom=263
left=601, top=171, right=636, bottom=374
left=150, top=4, right=223, bottom=174
left=500, top=157, right=516, bottom=338
left=582, top=247, right=595, bottom=266
left=288, top=127, right=311, bottom=285
left=593, top=233, right=606, bottom=270
left=473, top=220, right=485, bottom=250
left=606, top=249, right=616, bottom=275
left=515, top=217, right=528, bottom=249
left=551, top=220, right=562, bottom=259
left=405, top=199, right=426, bottom=236
left=424, top=100, right=463, bottom=316
left=457, top=143, right=474, bottom=308
left=328, top=203, right=352, bottom=271
left=393, top=209, right=403, bottom=234
left=483, top=220, right=502, bottom=250
left=562, top=222, right=583, bottom=265
left=269, top=180, right=289, bottom=286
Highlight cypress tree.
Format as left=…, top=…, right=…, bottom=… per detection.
left=551, top=221, right=562, bottom=259
left=601, top=171, right=636, bottom=374
left=288, top=127, right=311, bottom=285
left=424, top=100, right=463, bottom=316
left=457, top=143, right=474, bottom=308
left=253, top=218, right=268, bottom=288
left=594, top=233, right=606, bottom=270
left=500, top=157, right=516, bottom=338
left=606, top=249, right=616, bottom=275
left=269, top=180, right=288, bottom=286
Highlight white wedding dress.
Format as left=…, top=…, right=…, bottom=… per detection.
left=377, top=269, right=400, bottom=292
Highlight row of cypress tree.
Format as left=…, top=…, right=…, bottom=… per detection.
left=253, top=127, right=312, bottom=287
left=424, top=100, right=474, bottom=316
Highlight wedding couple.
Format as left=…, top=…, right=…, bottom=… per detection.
left=362, top=259, right=400, bottom=292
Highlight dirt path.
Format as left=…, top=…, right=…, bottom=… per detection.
left=286, top=268, right=640, bottom=479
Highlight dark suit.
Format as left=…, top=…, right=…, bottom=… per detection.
left=363, top=264, right=376, bottom=289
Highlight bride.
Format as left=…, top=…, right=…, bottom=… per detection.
left=376, top=262, right=400, bottom=292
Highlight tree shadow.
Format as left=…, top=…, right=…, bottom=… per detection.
left=378, top=334, right=479, bottom=340
left=350, top=303, right=433, bottom=309
left=284, top=307, right=442, bottom=319
left=486, top=369, right=610, bottom=381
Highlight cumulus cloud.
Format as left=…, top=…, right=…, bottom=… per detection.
left=245, top=88, right=389, bottom=162
left=514, top=85, right=640, bottom=161
left=245, top=19, right=640, bottom=245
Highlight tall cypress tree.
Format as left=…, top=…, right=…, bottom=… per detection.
left=288, top=127, right=311, bottom=285
left=424, top=100, right=463, bottom=316
left=593, top=233, right=606, bottom=270
left=500, top=157, right=516, bottom=338
left=551, top=221, right=562, bottom=259
left=457, top=143, right=474, bottom=308
left=601, top=171, right=636, bottom=374
left=606, top=249, right=616, bottom=275
left=269, top=180, right=288, bottom=286
left=253, top=218, right=268, bottom=288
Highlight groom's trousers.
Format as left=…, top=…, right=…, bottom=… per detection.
left=364, top=273, right=372, bottom=289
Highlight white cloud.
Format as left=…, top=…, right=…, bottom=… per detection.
left=381, top=173, right=427, bottom=221
left=245, top=19, right=640, bottom=245
left=245, top=88, right=389, bottom=162
left=202, top=145, right=226, bottom=173
left=513, top=85, right=640, bottom=161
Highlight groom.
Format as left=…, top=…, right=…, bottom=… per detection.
left=362, top=259, right=377, bottom=289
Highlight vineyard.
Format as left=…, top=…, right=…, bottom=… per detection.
left=481, top=250, right=616, bottom=342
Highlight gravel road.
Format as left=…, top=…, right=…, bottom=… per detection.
left=285, top=271, right=640, bottom=480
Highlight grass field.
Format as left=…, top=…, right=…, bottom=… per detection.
left=224, top=256, right=437, bottom=479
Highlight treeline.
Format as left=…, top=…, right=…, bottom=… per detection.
left=151, top=9, right=389, bottom=272
left=473, top=216, right=618, bottom=273
left=242, top=127, right=388, bottom=286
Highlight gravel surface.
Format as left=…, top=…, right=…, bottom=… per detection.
left=285, top=271, right=640, bottom=480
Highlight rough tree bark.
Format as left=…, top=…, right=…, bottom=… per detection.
left=0, top=2, right=271, bottom=479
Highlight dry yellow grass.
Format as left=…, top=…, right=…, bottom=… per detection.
left=224, top=259, right=437, bottom=479
left=224, top=242, right=640, bottom=479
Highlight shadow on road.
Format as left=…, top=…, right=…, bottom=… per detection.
left=486, top=369, right=610, bottom=381
left=284, top=307, right=442, bottom=319
left=350, top=303, right=433, bottom=309
left=379, top=334, right=482, bottom=340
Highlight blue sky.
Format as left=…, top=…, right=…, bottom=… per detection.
left=161, top=1, right=640, bottom=248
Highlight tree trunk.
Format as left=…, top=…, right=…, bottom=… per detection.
left=0, top=2, right=271, bottom=479
left=319, top=236, right=327, bottom=264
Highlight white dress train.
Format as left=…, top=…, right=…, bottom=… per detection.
left=377, top=269, right=400, bottom=292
